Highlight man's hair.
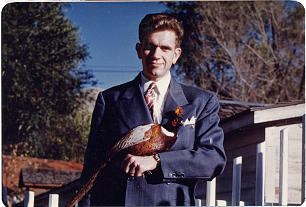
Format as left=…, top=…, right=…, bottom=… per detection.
left=138, top=13, right=184, bottom=48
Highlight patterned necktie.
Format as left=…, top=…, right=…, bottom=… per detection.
left=145, top=82, right=157, bottom=122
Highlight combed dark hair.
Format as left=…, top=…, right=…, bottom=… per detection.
left=138, top=13, right=184, bottom=48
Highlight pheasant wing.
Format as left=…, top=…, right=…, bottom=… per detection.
left=111, top=123, right=155, bottom=154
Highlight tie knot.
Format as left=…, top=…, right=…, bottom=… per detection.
left=148, top=82, right=157, bottom=91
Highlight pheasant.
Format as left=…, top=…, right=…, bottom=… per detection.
left=67, top=107, right=183, bottom=207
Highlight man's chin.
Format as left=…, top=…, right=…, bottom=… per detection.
left=143, top=67, right=168, bottom=80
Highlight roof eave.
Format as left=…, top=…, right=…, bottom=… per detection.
left=221, top=103, right=305, bottom=134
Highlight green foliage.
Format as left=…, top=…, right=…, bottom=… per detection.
left=2, top=3, right=95, bottom=162
left=165, top=1, right=304, bottom=103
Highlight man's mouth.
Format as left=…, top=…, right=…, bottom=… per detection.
left=149, top=61, right=163, bottom=67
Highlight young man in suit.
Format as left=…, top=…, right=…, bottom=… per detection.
left=80, top=13, right=226, bottom=206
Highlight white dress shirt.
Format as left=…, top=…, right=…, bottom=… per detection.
left=140, top=72, right=171, bottom=124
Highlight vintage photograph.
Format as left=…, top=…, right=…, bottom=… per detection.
left=2, top=1, right=305, bottom=206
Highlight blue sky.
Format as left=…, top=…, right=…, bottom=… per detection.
left=64, top=2, right=168, bottom=90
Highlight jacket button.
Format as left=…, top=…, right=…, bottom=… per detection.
left=178, top=173, right=185, bottom=178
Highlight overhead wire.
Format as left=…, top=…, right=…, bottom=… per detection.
left=81, top=64, right=141, bottom=73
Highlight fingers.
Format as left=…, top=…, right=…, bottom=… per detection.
left=121, top=154, right=133, bottom=174
left=128, top=162, right=137, bottom=176
left=121, top=154, right=139, bottom=177
left=121, top=154, right=158, bottom=177
left=122, top=154, right=149, bottom=177
left=135, top=165, right=142, bottom=177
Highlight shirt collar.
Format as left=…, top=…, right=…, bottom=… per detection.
left=140, top=72, right=171, bottom=96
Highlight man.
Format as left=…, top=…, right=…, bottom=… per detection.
left=80, top=13, right=226, bottom=206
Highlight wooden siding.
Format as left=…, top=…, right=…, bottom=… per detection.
left=212, top=122, right=304, bottom=205
left=265, top=124, right=303, bottom=204
left=196, top=127, right=265, bottom=205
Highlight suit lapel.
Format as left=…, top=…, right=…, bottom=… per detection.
left=161, top=78, right=189, bottom=125
left=117, top=74, right=188, bottom=129
left=117, top=74, right=153, bottom=129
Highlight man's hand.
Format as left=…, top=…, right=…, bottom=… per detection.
left=121, top=154, right=158, bottom=177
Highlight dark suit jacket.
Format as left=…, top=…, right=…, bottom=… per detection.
left=80, top=73, right=226, bottom=206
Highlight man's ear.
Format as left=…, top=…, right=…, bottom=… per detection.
left=136, top=43, right=142, bottom=59
left=172, top=47, right=182, bottom=64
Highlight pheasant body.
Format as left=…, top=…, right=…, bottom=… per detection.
left=67, top=123, right=179, bottom=207
left=110, top=123, right=176, bottom=158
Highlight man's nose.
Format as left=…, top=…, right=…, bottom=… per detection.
left=151, top=47, right=162, bottom=58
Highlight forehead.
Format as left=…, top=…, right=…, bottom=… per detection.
left=144, top=30, right=177, bottom=47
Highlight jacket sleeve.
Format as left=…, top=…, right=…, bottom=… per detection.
left=158, top=94, right=226, bottom=181
left=80, top=92, right=107, bottom=184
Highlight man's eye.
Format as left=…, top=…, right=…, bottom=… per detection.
left=144, top=44, right=155, bottom=50
left=161, top=47, right=171, bottom=51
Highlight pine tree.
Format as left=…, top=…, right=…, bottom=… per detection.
left=2, top=2, right=95, bottom=161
